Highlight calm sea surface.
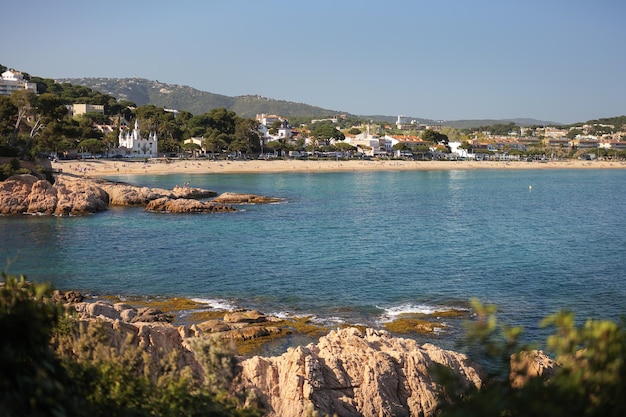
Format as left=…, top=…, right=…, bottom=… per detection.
left=2, top=169, right=625, bottom=346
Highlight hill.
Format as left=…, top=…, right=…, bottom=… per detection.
left=55, top=77, right=561, bottom=127
left=443, top=118, right=562, bottom=129
left=55, top=77, right=344, bottom=119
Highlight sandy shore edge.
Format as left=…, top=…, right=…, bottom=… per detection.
left=51, top=158, right=626, bottom=176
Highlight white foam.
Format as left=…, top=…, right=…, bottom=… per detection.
left=190, top=297, right=237, bottom=311
left=376, top=303, right=462, bottom=323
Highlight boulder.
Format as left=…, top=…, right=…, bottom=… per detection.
left=74, top=300, right=122, bottom=321
left=224, top=310, right=267, bottom=324
left=510, top=350, right=557, bottom=388
left=52, top=290, right=84, bottom=304
left=0, top=174, right=40, bottom=214
left=145, top=197, right=236, bottom=213
left=25, top=179, right=58, bottom=214
left=53, top=175, right=109, bottom=215
left=234, top=327, right=483, bottom=417
left=131, top=307, right=173, bottom=323
left=212, top=192, right=283, bottom=204
left=172, top=184, right=217, bottom=199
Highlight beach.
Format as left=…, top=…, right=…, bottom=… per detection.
left=51, top=158, right=626, bottom=176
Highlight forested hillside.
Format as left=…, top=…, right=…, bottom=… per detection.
left=55, top=77, right=342, bottom=118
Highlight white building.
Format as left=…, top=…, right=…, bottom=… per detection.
left=118, top=120, right=158, bottom=157
left=0, top=69, right=37, bottom=96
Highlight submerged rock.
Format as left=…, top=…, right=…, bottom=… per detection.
left=212, top=192, right=283, bottom=204
left=145, top=197, right=236, bottom=213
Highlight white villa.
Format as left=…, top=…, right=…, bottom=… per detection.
left=256, top=113, right=292, bottom=144
left=118, top=120, right=158, bottom=158
left=0, top=69, right=37, bottom=96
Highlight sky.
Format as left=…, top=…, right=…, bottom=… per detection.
left=3, top=0, right=625, bottom=124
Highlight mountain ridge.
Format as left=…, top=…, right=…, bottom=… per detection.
left=55, top=77, right=560, bottom=127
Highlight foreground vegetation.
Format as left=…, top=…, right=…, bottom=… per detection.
left=436, top=300, right=626, bottom=417
left=0, top=273, right=262, bottom=417
left=2, top=273, right=625, bottom=417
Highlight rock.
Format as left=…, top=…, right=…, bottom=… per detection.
left=510, top=350, right=557, bottom=388
left=234, top=327, right=483, bottom=417
left=220, top=326, right=282, bottom=342
left=0, top=173, right=220, bottom=215
left=145, top=197, right=236, bottom=213
left=25, top=179, right=58, bottom=214
left=212, top=192, right=283, bottom=204
left=172, top=185, right=217, bottom=199
left=52, top=290, right=84, bottom=304
left=131, top=307, right=173, bottom=323
left=224, top=310, right=267, bottom=324
left=74, top=300, right=122, bottom=321
left=0, top=174, right=40, bottom=214
left=54, top=175, right=109, bottom=215
left=196, top=319, right=233, bottom=333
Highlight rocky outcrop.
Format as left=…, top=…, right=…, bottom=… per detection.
left=0, top=174, right=109, bottom=215
left=0, top=173, right=219, bottom=215
left=510, top=350, right=557, bottom=388
left=61, top=175, right=217, bottom=206
left=212, top=192, right=283, bottom=204
left=146, top=197, right=236, bottom=213
left=66, top=297, right=484, bottom=417
left=235, top=327, right=483, bottom=417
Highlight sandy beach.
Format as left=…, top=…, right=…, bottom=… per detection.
left=50, top=158, right=626, bottom=176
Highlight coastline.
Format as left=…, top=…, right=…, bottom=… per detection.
left=51, top=158, right=626, bottom=176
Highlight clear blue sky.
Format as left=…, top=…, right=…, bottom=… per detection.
left=3, top=0, right=625, bottom=124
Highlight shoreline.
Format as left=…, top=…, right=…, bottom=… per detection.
left=51, top=158, right=626, bottom=176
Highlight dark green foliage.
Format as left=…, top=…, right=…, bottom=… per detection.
left=0, top=273, right=262, bottom=417
left=422, top=129, right=449, bottom=145
left=0, top=158, right=31, bottom=180
left=309, top=123, right=345, bottom=145
left=436, top=299, right=626, bottom=417
left=0, top=274, right=81, bottom=417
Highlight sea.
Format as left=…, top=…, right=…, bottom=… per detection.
left=2, top=168, right=626, bottom=350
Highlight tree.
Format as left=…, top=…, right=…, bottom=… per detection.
left=78, top=138, right=104, bottom=155
left=232, top=118, right=261, bottom=154
left=0, top=96, right=18, bottom=146
left=422, top=129, right=448, bottom=145
left=310, top=123, right=345, bottom=146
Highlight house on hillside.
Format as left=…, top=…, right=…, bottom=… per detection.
left=70, top=103, right=105, bottom=117
left=0, top=69, right=37, bottom=96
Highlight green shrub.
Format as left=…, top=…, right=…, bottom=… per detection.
left=435, top=299, right=626, bottom=417
left=0, top=273, right=262, bottom=417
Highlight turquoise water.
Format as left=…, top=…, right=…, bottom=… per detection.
left=2, top=169, right=625, bottom=344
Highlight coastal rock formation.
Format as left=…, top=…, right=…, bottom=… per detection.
left=0, top=173, right=219, bottom=215
left=145, top=197, right=236, bottom=213
left=62, top=175, right=217, bottom=206
left=234, top=327, right=483, bottom=417
left=0, top=174, right=109, bottom=215
left=212, top=192, right=283, bottom=204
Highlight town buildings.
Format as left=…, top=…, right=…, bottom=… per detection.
left=0, top=69, right=37, bottom=96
